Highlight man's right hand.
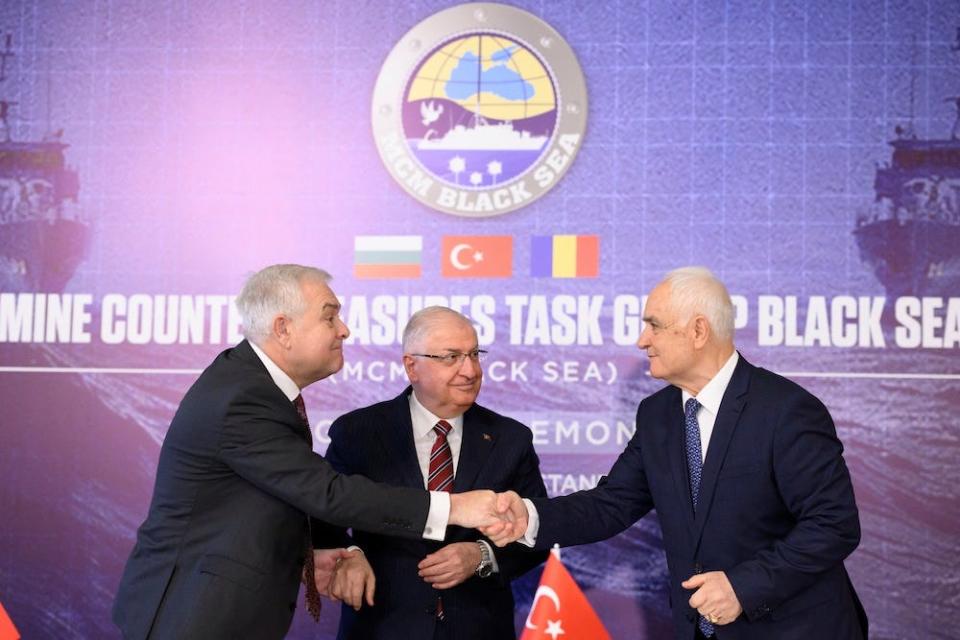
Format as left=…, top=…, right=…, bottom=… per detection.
left=449, top=490, right=529, bottom=544
left=483, top=491, right=529, bottom=546
left=448, top=490, right=502, bottom=528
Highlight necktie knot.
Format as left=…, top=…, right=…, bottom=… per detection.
left=433, top=419, right=453, bottom=438
left=293, top=394, right=310, bottom=427
left=685, top=397, right=700, bottom=419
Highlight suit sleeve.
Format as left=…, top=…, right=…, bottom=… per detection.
left=531, top=401, right=655, bottom=550
left=309, top=415, right=355, bottom=549
left=487, top=432, right=549, bottom=582
left=218, top=383, right=430, bottom=539
left=725, top=391, right=861, bottom=620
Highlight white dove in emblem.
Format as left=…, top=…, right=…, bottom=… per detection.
left=421, top=100, right=443, bottom=126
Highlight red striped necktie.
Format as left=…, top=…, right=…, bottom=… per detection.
left=293, top=394, right=322, bottom=622
left=427, top=420, right=455, bottom=492
left=427, top=419, right=455, bottom=620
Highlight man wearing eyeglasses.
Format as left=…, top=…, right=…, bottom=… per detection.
left=315, top=306, right=548, bottom=640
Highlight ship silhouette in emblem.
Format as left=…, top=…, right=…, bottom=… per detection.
left=0, top=33, right=87, bottom=293
left=854, top=30, right=960, bottom=298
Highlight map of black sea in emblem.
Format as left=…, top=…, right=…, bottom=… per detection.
left=402, top=34, right=557, bottom=189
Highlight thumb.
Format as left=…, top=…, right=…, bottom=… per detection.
left=496, top=491, right=516, bottom=514
left=681, top=574, right=706, bottom=589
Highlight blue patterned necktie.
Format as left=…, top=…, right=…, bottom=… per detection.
left=685, top=397, right=714, bottom=637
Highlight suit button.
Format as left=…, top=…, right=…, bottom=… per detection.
left=694, top=562, right=702, bottom=574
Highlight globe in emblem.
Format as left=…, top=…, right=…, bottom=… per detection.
left=402, top=34, right=557, bottom=189
left=372, top=3, right=587, bottom=217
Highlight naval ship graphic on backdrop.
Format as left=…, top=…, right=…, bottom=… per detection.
left=855, top=29, right=960, bottom=298
left=401, top=33, right=557, bottom=188
left=0, top=34, right=86, bottom=293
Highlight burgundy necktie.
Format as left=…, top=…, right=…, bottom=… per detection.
left=428, top=420, right=455, bottom=492
left=427, top=419, right=455, bottom=620
left=294, top=394, right=322, bottom=622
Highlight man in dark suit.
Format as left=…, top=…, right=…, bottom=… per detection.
left=318, top=306, right=548, bottom=640
left=112, top=265, right=518, bottom=640
left=489, top=267, right=868, bottom=639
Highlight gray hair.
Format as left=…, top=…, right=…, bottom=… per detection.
left=402, top=306, right=475, bottom=353
left=661, top=266, right=735, bottom=342
left=236, top=264, right=331, bottom=343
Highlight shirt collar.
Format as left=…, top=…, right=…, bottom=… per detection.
left=408, top=390, right=464, bottom=439
left=681, top=351, right=739, bottom=415
left=248, top=340, right=301, bottom=402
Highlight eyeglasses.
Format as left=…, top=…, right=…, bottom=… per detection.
left=409, top=349, right=488, bottom=366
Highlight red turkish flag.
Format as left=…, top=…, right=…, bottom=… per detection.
left=0, top=601, right=20, bottom=640
left=441, top=236, right=512, bottom=278
left=521, top=553, right=610, bottom=640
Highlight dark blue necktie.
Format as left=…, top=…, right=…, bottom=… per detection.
left=685, top=397, right=714, bottom=637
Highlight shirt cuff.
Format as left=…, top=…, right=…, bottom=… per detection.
left=519, top=498, right=540, bottom=547
left=423, top=491, right=450, bottom=541
left=478, top=539, right=500, bottom=574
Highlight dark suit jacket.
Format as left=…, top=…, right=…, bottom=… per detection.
left=112, top=340, right=430, bottom=640
left=533, top=355, right=868, bottom=640
left=320, top=388, right=549, bottom=640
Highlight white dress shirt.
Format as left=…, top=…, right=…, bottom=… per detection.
left=248, top=341, right=449, bottom=541
left=521, top=351, right=740, bottom=546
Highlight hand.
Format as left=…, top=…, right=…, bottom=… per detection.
left=309, top=548, right=353, bottom=597
left=329, top=550, right=376, bottom=611
left=448, top=490, right=503, bottom=528
left=480, top=491, right=529, bottom=547
left=417, top=542, right=482, bottom=589
left=682, top=571, right=742, bottom=626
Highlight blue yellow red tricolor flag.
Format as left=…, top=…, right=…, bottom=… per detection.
left=530, top=235, right=599, bottom=278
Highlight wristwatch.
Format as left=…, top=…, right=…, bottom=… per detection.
left=475, top=541, right=493, bottom=578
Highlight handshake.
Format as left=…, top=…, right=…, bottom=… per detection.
left=449, top=489, right=529, bottom=547
left=310, top=490, right=530, bottom=611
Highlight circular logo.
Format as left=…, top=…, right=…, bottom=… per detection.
left=372, top=3, right=587, bottom=217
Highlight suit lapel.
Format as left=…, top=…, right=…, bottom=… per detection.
left=233, top=340, right=310, bottom=444
left=691, top=356, right=752, bottom=550
left=377, top=389, right=426, bottom=489
left=452, top=405, right=495, bottom=492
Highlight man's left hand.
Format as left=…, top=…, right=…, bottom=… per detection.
left=417, top=542, right=482, bottom=590
left=682, top=571, right=742, bottom=626
left=310, top=548, right=353, bottom=597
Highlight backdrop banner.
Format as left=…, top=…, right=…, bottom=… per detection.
left=0, top=2, right=957, bottom=639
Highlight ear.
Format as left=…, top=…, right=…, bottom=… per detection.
left=271, top=314, right=293, bottom=348
left=403, top=354, right=419, bottom=382
left=691, top=315, right=711, bottom=349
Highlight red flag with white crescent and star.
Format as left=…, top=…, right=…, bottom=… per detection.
left=441, top=235, right=513, bottom=278
left=0, top=600, right=20, bottom=640
left=520, top=551, right=610, bottom=640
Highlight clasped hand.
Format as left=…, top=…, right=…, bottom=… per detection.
left=449, top=490, right=530, bottom=546
left=311, top=548, right=375, bottom=610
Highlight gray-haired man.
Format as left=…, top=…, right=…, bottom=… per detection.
left=113, top=265, right=520, bottom=640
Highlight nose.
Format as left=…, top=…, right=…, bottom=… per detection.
left=458, top=353, right=481, bottom=378
left=637, top=325, right=651, bottom=349
left=336, top=317, right=350, bottom=339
